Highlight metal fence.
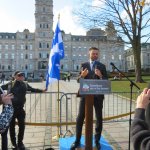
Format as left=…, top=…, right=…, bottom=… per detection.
left=0, top=92, right=139, bottom=149
left=24, top=92, right=138, bottom=125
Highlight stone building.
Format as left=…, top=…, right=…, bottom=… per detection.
left=125, top=43, right=150, bottom=72
left=0, top=0, right=124, bottom=79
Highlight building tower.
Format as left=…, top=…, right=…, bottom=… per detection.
left=35, top=0, right=53, bottom=75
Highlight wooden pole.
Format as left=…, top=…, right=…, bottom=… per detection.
left=57, top=80, right=60, bottom=138
left=85, top=95, right=94, bottom=150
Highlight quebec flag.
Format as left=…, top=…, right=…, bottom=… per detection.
left=46, top=21, right=64, bottom=89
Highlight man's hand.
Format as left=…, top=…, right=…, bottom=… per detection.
left=80, top=68, right=89, bottom=78
left=95, top=69, right=103, bottom=78
left=136, top=88, right=150, bottom=109
left=43, top=88, right=47, bottom=92
left=1, top=94, right=14, bottom=105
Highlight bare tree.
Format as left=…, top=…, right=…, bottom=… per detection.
left=75, top=0, right=150, bottom=82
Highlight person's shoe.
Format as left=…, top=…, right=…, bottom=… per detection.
left=70, top=141, right=80, bottom=150
left=12, top=143, right=18, bottom=150
left=18, top=142, right=25, bottom=150
left=95, top=142, right=101, bottom=150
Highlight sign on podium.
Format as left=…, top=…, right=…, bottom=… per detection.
left=79, top=79, right=111, bottom=95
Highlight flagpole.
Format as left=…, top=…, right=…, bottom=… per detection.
left=46, top=13, right=64, bottom=141
left=57, top=13, right=60, bottom=139
left=57, top=79, right=60, bottom=138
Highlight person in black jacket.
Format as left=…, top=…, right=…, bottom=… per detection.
left=1, top=71, right=46, bottom=150
left=71, top=47, right=108, bottom=150
left=131, top=88, right=150, bottom=150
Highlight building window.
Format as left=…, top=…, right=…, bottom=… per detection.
left=11, top=54, right=15, bottom=59
left=25, top=54, right=28, bottom=59
left=119, top=55, right=122, bottom=60
left=103, top=55, right=105, bottom=60
left=25, top=65, right=28, bottom=70
left=0, top=45, right=2, bottom=49
left=5, top=54, right=8, bottom=59
left=5, top=44, right=8, bottom=49
left=47, top=43, right=49, bottom=48
left=112, top=55, right=114, bottom=60
left=43, top=53, right=47, bottom=58
left=43, top=43, right=46, bottom=48
left=12, top=65, right=14, bottom=70
left=8, top=65, right=11, bottom=70
left=12, top=44, right=15, bottom=50
left=43, top=7, right=45, bottom=12
left=29, top=44, right=32, bottom=50
left=21, top=53, right=24, bottom=59
left=47, top=53, right=49, bottom=58
left=25, top=45, right=28, bottom=50
left=39, top=53, right=41, bottom=58
left=39, top=43, right=42, bottom=48
left=21, top=44, right=24, bottom=50
left=29, top=64, right=32, bottom=69
left=29, top=54, right=32, bottom=59
left=0, top=54, right=1, bottom=59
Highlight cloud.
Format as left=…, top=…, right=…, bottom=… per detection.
left=0, top=0, right=35, bottom=32
left=53, top=6, right=86, bottom=35
left=92, top=0, right=104, bottom=7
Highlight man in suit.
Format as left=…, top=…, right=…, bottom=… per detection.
left=71, top=47, right=108, bottom=150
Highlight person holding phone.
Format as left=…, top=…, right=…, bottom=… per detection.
left=0, top=93, right=14, bottom=133
left=131, top=88, right=150, bottom=150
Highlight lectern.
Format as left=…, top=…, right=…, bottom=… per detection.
left=79, top=79, right=111, bottom=150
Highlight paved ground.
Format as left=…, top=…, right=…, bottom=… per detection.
left=0, top=80, right=135, bottom=150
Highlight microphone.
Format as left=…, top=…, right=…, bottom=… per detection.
left=110, top=62, right=115, bottom=67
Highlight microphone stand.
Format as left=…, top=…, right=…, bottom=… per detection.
left=111, top=64, right=140, bottom=150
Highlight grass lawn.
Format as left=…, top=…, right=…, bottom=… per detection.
left=110, top=76, right=150, bottom=92
left=110, top=76, right=150, bottom=100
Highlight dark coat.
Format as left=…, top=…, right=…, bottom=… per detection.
left=77, top=61, right=108, bottom=97
left=131, top=108, right=150, bottom=150
left=1, top=80, right=43, bottom=108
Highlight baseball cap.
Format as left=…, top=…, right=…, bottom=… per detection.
left=14, top=71, right=24, bottom=76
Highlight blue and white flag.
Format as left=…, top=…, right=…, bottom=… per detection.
left=46, top=22, right=64, bottom=89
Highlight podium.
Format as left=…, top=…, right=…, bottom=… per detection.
left=79, top=79, right=111, bottom=149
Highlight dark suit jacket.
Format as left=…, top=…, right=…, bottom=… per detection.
left=77, top=61, right=108, bottom=97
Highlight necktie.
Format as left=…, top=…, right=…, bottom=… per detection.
left=91, top=61, right=94, bottom=70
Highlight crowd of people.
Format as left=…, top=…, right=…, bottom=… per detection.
left=0, top=71, right=46, bottom=150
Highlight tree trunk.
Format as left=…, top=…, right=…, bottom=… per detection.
left=132, top=39, right=144, bottom=83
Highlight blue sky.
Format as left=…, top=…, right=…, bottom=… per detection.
left=0, top=0, right=86, bottom=35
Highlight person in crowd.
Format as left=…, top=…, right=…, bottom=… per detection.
left=0, top=93, right=14, bottom=133
left=67, top=72, right=71, bottom=82
left=0, top=73, right=5, bottom=84
left=71, top=47, right=108, bottom=150
left=1, top=71, right=46, bottom=150
left=131, top=88, right=150, bottom=150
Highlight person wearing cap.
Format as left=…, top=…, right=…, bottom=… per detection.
left=1, top=71, right=46, bottom=150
